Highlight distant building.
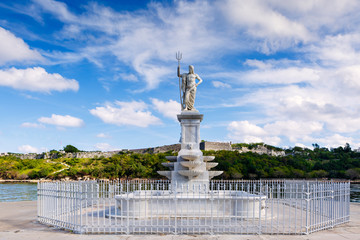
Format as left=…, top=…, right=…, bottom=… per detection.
left=200, top=141, right=232, bottom=151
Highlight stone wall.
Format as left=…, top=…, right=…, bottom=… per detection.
left=59, top=151, right=122, bottom=159
left=200, top=141, right=232, bottom=151
left=153, top=144, right=181, bottom=153
left=6, top=142, right=285, bottom=159
left=14, top=153, right=41, bottom=160
left=237, top=145, right=286, bottom=157
left=128, top=144, right=181, bottom=154
left=13, top=151, right=122, bottom=160
left=9, top=144, right=181, bottom=160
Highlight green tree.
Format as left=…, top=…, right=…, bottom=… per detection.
left=345, top=168, right=360, bottom=180
left=308, top=170, right=328, bottom=178
left=63, top=145, right=80, bottom=153
left=344, top=143, right=351, bottom=153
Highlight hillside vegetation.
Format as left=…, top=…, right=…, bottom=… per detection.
left=1, top=143, right=360, bottom=180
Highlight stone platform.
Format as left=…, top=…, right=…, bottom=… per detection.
left=114, top=190, right=266, bottom=218
left=1, top=201, right=359, bottom=240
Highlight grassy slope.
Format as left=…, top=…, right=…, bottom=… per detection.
left=1, top=145, right=360, bottom=180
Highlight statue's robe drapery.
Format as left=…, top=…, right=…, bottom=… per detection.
left=179, top=65, right=202, bottom=111
left=181, top=74, right=197, bottom=111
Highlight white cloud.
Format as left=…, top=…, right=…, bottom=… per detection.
left=18, top=144, right=39, bottom=153
left=294, top=143, right=310, bottom=149
left=228, top=121, right=267, bottom=137
left=244, top=59, right=273, bottom=69
left=310, top=34, right=360, bottom=67
left=151, top=98, right=180, bottom=120
left=89, top=100, right=160, bottom=127
left=308, top=134, right=353, bottom=149
left=241, top=135, right=264, bottom=144
left=212, top=81, right=231, bottom=88
left=242, top=67, right=320, bottom=85
left=264, top=120, right=323, bottom=143
left=15, top=0, right=360, bottom=149
left=207, top=59, right=320, bottom=87
left=227, top=121, right=281, bottom=145
left=27, top=0, right=360, bottom=83
left=33, top=0, right=77, bottom=22
left=228, top=121, right=268, bottom=144
left=325, top=117, right=360, bottom=133
left=228, top=120, right=323, bottom=146
left=119, top=73, right=138, bottom=82
left=30, top=0, right=239, bottom=89
left=0, top=67, right=79, bottom=93
left=38, top=114, right=84, bottom=127
left=267, top=0, right=360, bottom=34
left=230, top=51, right=360, bottom=142
left=0, top=27, right=43, bottom=65
left=132, top=58, right=173, bottom=90
left=94, top=143, right=116, bottom=151
left=96, top=133, right=111, bottom=138
left=227, top=70, right=360, bottom=146
left=221, top=0, right=311, bottom=53
left=21, top=122, right=45, bottom=128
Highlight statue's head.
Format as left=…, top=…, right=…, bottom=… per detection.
left=189, top=65, right=194, bottom=74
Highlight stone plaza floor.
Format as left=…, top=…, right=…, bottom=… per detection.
left=0, top=201, right=359, bottom=240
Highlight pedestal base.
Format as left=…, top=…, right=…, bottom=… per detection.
left=115, top=190, right=266, bottom=219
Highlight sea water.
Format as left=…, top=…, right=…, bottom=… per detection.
left=351, top=184, right=360, bottom=202
left=0, top=183, right=37, bottom=202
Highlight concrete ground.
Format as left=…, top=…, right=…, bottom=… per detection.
left=0, top=201, right=359, bottom=240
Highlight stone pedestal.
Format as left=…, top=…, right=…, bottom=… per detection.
left=115, top=190, right=266, bottom=218
left=174, top=111, right=208, bottom=190
left=116, top=111, right=266, bottom=220
left=157, top=111, right=222, bottom=192
left=177, top=111, right=203, bottom=151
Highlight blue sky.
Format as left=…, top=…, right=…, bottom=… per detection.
left=1, top=0, right=360, bottom=153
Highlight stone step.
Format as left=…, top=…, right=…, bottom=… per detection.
left=180, top=155, right=200, bottom=161
left=206, top=162, right=218, bottom=170
left=208, top=171, right=223, bottom=179
left=180, top=161, right=202, bottom=169
left=161, top=162, right=174, bottom=170
left=203, top=156, right=215, bottom=162
left=178, top=170, right=203, bottom=178
left=165, top=156, right=177, bottom=161
left=157, top=171, right=172, bottom=179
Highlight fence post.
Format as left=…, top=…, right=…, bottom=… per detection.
left=305, top=181, right=310, bottom=235
left=37, top=181, right=41, bottom=222
left=331, top=179, right=334, bottom=228
left=79, top=182, right=83, bottom=234
left=258, top=179, right=262, bottom=235
left=174, top=182, right=177, bottom=235
left=126, top=181, right=130, bottom=235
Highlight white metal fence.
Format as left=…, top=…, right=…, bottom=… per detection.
left=37, top=180, right=350, bottom=235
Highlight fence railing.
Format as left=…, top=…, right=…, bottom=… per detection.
left=37, top=179, right=350, bottom=235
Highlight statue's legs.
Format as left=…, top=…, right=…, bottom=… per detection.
left=184, top=88, right=196, bottom=111
left=184, top=90, right=190, bottom=110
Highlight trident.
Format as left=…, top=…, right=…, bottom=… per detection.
left=176, top=51, right=184, bottom=110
